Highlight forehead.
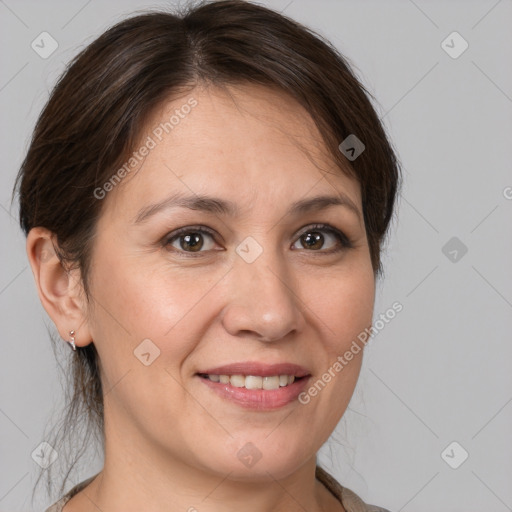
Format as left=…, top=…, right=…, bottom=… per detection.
left=101, top=83, right=361, bottom=222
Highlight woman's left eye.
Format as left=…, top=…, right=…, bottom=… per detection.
left=163, top=223, right=352, bottom=256
left=291, top=224, right=352, bottom=253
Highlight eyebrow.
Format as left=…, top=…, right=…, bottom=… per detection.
left=133, top=191, right=361, bottom=224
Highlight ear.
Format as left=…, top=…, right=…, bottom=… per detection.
left=26, top=227, right=92, bottom=348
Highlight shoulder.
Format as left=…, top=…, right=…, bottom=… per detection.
left=44, top=474, right=98, bottom=512
left=45, top=498, right=66, bottom=512
left=316, top=465, right=392, bottom=512
left=46, top=468, right=391, bottom=512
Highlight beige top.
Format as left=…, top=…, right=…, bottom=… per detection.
left=45, top=466, right=391, bottom=512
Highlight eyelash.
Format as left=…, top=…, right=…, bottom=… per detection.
left=162, top=223, right=353, bottom=258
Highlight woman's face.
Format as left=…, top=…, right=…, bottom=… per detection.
left=85, top=83, right=375, bottom=480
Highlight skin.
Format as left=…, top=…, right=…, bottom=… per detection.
left=27, top=83, right=375, bottom=512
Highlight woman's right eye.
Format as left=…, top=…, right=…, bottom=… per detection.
left=164, top=227, right=218, bottom=255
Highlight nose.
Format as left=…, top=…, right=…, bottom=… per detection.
left=220, top=246, right=306, bottom=342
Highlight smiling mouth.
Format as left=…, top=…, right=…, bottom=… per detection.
left=197, top=373, right=308, bottom=390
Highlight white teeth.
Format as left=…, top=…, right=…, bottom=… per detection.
left=262, top=376, right=280, bottom=390
left=206, top=374, right=299, bottom=389
left=230, top=375, right=245, bottom=388
left=245, top=375, right=263, bottom=390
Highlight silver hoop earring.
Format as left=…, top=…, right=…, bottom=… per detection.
left=68, top=330, right=77, bottom=351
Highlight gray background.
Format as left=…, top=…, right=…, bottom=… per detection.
left=1, top=0, right=511, bottom=510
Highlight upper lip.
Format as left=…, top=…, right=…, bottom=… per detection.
left=197, top=362, right=311, bottom=378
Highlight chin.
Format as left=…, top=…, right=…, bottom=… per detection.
left=197, top=437, right=312, bottom=482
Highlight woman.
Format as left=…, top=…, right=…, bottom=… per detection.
left=15, top=1, right=400, bottom=510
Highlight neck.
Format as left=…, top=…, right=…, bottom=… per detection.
left=74, top=440, right=342, bottom=512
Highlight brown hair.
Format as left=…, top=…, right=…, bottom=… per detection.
left=13, top=0, right=401, bottom=501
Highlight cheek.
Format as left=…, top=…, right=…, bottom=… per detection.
left=89, top=246, right=199, bottom=335
left=86, top=246, right=225, bottom=379
left=296, top=265, right=373, bottom=439
left=305, top=261, right=375, bottom=350
left=85, top=251, right=200, bottom=424
left=298, top=258, right=373, bottom=413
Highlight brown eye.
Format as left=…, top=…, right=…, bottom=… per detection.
left=177, top=232, right=204, bottom=252
left=292, top=224, right=352, bottom=253
left=164, top=227, right=217, bottom=254
left=299, top=231, right=324, bottom=250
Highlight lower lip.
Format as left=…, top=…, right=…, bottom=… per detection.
left=197, top=375, right=310, bottom=410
